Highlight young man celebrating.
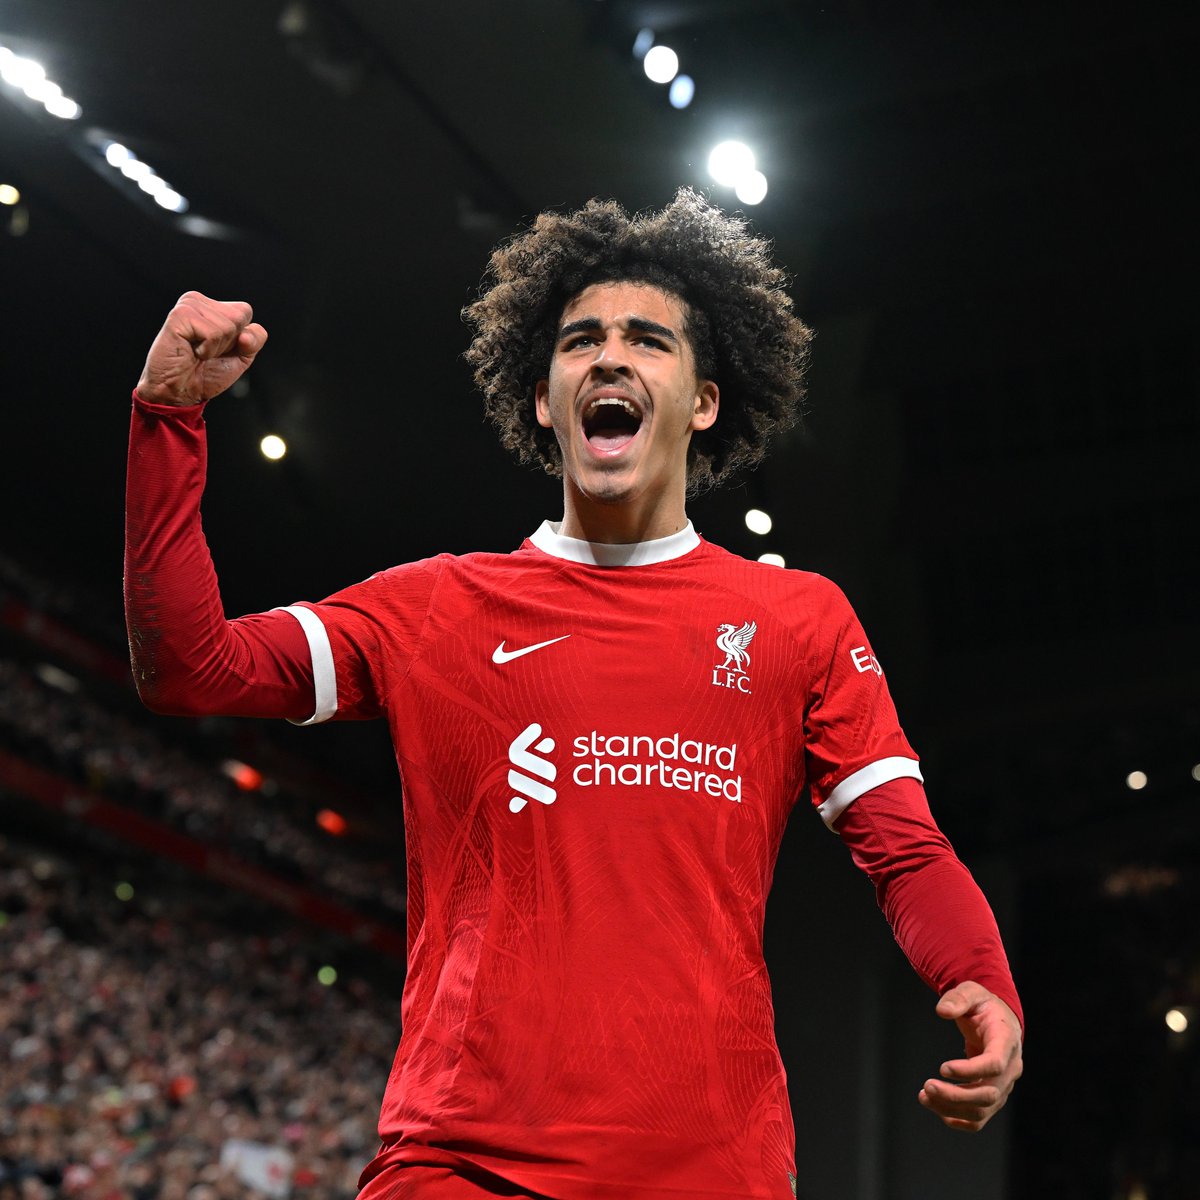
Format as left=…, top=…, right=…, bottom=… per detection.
left=126, top=190, right=1022, bottom=1200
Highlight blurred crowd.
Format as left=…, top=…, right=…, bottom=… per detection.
left=0, top=839, right=398, bottom=1200
left=0, top=549, right=405, bottom=925
left=0, top=555, right=125, bottom=655
left=0, top=657, right=405, bottom=926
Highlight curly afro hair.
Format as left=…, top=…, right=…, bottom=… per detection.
left=463, top=188, right=812, bottom=495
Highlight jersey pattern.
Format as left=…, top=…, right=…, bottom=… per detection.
left=289, top=525, right=919, bottom=1200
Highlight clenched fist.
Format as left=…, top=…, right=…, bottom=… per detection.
left=136, top=292, right=267, bottom=407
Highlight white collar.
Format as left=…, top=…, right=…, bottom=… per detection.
left=528, top=520, right=700, bottom=566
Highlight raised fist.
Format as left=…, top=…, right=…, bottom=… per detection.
left=136, top=292, right=267, bottom=407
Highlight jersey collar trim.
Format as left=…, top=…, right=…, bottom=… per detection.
left=528, top=520, right=700, bottom=566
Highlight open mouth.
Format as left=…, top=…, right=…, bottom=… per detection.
left=582, top=396, right=643, bottom=454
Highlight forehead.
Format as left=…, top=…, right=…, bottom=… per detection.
left=558, top=281, right=686, bottom=329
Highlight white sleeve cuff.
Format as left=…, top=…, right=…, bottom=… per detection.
left=275, top=605, right=337, bottom=726
left=817, top=756, right=924, bottom=829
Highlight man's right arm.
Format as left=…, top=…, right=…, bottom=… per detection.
left=125, top=293, right=315, bottom=721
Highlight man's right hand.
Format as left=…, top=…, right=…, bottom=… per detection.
left=136, top=292, right=268, bottom=407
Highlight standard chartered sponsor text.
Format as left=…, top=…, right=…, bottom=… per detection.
left=571, top=730, right=742, bottom=802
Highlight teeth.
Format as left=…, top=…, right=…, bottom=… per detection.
left=585, top=398, right=639, bottom=419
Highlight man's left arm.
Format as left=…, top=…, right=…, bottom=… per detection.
left=835, top=777, right=1024, bottom=1131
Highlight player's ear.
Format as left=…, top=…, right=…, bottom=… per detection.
left=535, top=380, right=553, bottom=429
left=691, top=380, right=719, bottom=432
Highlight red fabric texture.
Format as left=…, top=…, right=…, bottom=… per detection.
left=125, top=391, right=314, bottom=721
left=358, top=1161, right=551, bottom=1199
left=836, top=776, right=1024, bottom=1031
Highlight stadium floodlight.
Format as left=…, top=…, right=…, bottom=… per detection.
left=43, top=94, right=80, bottom=119
left=0, top=47, right=81, bottom=119
left=1165, top=1009, right=1189, bottom=1034
left=1125, top=770, right=1148, bottom=790
left=757, top=553, right=786, bottom=568
left=744, top=508, right=773, bottom=535
left=707, top=140, right=755, bottom=188
left=643, top=45, right=679, bottom=84
left=0, top=51, right=45, bottom=90
left=632, top=28, right=655, bottom=59
left=260, top=434, right=288, bottom=460
left=97, top=138, right=190, bottom=214
left=735, top=169, right=769, bottom=206
left=154, top=187, right=189, bottom=213
left=668, top=75, right=695, bottom=109
left=23, top=76, right=60, bottom=103
left=120, top=158, right=153, bottom=182
left=0, top=184, right=19, bottom=205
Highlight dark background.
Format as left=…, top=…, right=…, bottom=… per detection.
left=2, top=2, right=1197, bottom=1195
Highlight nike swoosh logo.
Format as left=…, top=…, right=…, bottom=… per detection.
left=492, top=635, right=571, bottom=664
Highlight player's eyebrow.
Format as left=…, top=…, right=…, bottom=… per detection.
left=557, top=316, right=680, bottom=345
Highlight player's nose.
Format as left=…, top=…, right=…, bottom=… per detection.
left=589, top=333, right=632, bottom=375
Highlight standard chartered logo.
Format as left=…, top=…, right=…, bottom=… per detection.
left=507, top=722, right=558, bottom=813
left=573, top=731, right=743, bottom=801
left=506, top=723, right=743, bottom=813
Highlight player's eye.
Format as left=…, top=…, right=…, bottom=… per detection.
left=562, top=334, right=597, bottom=350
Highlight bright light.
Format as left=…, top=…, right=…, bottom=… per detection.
left=643, top=45, right=679, bottom=84
left=758, top=553, right=786, bottom=568
left=1165, top=1008, right=1189, bottom=1034
left=23, top=77, right=60, bottom=103
left=668, top=75, right=695, bottom=109
left=316, top=809, right=347, bottom=836
left=317, top=965, right=338, bottom=986
left=708, top=140, right=755, bottom=187
left=260, top=434, right=287, bottom=460
left=120, top=158, right=152, bottom=182
left=0, top=54, right=45, bottom=90
left=745, top=508, right=773, bottom=535
left=1125, top=770, right=1148, bottom=791
left=1191, top=764, right=1200, bottom=782
left=115, top=882, right=135, bottom=902
left=221, top=759, right=264, bottom=791
left=735, top=169, right=769, bottom=206
left=104, top=143, right=184, bottom=207
left=632, top=28, right=655, bottom=58
left=44, top=94, right=80, bottom=120
left=0, top=184, right=19, bottom=206
left=0, top=49, right=80, bottom=119
left=154, top=188, right=188, bottom=213
left=33, top=662, right=80, bottom=693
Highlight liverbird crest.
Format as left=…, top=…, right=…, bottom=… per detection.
left=715, top=620, right=757, bottom=673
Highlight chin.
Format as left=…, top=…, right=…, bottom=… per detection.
left=578, top=480, right=635, bottom=507
left=573, top=460, right=645, bottom=503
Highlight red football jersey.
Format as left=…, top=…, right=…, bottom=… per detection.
left=278, top=522, right=920, bottom=1200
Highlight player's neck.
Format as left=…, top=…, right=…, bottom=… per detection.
left=557, top=486, right=689, bottom=545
